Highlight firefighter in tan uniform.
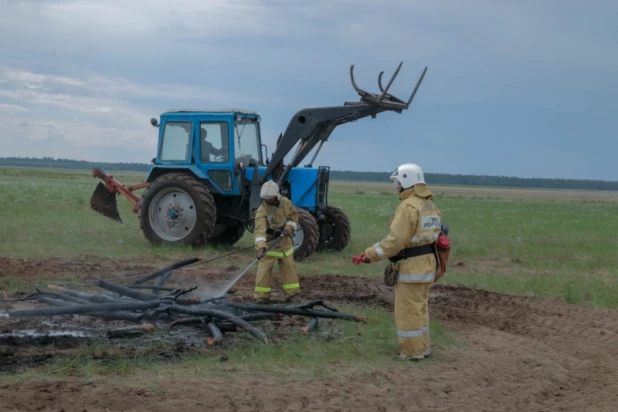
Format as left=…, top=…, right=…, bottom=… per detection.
left=353, top=163, right=443, bottom=360
left=253, top=180, right=302, bottom=303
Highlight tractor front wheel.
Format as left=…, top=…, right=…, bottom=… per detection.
left=291, top=208, right=319, bottom=261
left=316, top=206, right=351, bottom=252
left=138, top=173, right=216, bottom=247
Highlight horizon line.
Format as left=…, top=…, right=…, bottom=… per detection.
left=1, top=156, right=616, bottom=184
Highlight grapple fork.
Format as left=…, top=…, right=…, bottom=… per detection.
left=349, top=61, right=427, bottom=112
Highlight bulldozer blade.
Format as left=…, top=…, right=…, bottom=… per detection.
left=90, top=182, right=123, bottom=223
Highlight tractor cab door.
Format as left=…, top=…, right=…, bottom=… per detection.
left=195, top=118, right=238, bottom=194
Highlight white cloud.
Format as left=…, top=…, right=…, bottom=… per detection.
left=0, top=62, right=296, bottom=153
left=0, top=103, right=30, bottom=113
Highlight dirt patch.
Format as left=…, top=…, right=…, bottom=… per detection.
left=1, top=256, right=618, bottom=411
left=0, top=255, right=156, bottom=279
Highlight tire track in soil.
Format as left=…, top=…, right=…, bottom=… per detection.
left=1, top=257, right=618, bottom=411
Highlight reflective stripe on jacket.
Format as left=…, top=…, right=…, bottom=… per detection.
left=364, top=184, right=442, bottom=283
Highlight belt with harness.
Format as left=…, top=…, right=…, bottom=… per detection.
left=388, top=243, right=435, bottom=263
left=384, top=243, right=436, bottom=286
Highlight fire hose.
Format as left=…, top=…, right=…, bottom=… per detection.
left=217, top=233, right=288, bottom=296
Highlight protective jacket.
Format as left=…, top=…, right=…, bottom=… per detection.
left=364, top=184, right=442, bottom=283
left=253, top=196, right=299, bottom=258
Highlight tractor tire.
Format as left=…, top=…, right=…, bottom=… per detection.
left=138, top=172, right=216, bottom=247
left=316, top=206, right=351, bottom=252
left=208, top=223, right=246, bottom=246
left=291, top=208, right=319, bottom=261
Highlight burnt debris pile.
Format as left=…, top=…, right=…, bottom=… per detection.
left=5, top=258, right=366, bottom=344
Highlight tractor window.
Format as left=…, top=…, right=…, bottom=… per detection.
left=200, top=121, right=230, bottom=163
left=160, top=122, right=191, bottom=162
left=234, top=119, right=261, bottom=165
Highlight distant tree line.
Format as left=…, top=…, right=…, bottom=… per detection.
left=1, top=157, right=616, bottom=191
left=0, top=157, right=150, bottom=172
left=330, top=170, right=618, bottom=191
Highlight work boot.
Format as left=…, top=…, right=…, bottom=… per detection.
left=393, top=348, right=432, bottom=361
left=284, top=292, right=303, bottom=305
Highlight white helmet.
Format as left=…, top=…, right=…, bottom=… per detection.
left=390, top=163, right=425, bottom=189
left=260, top=180, right=281, bottom=200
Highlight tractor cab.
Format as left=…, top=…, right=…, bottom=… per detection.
left=149, top=109, right=267, bottom=195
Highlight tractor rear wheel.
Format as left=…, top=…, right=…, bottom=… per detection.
left=316, top=206, right=351, bottom=252
left=208, top=223, right=246, bottom=246
left=138, top=173, right=216, bottom=247
left=291, top=208, right=319, bottom=261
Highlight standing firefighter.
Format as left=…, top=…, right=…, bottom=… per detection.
left=353, top=163, right=450, bottom=360
left=253, top=180, right=302, bottom=303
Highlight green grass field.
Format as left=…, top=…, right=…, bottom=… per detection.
left=1, top=166, right=617, bottom=385
left=2, top=166, right=617, bottom=306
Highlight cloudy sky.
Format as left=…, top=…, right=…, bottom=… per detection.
left=1, top=0, right=616, bottom=180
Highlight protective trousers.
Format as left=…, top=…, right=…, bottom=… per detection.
left=394, top=282, right=430, bottom=356
left=254, top=249, right=300, bottom=300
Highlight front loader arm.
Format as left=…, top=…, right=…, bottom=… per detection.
left=261, top=62, right=428, bottom=186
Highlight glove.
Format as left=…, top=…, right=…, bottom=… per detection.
left=352, top=253, right=369, bottom=265
left=281, top=228, right=290, bottom=237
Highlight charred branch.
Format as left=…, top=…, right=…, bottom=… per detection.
left=167, top=304, right=268, bottom=343
left=46, top=285, right=117, bottom=304
left=153, top=271, right=174, bottom=295
left=225, top=302, right=367, bottom=323
left=95, top=280, right=160, bottom=302
left=107, top=324, right=156, bottom=339
left=206, top=322, right=223, bottom=345
left=300, top=318, right=318, bottom=335
left=9, top=300, right=162, bottom=317
left=127, top=285, right=177, bottom=293
left=6, top=258, right=366, bottom=348
left=131, top=257, right=201, bottom=285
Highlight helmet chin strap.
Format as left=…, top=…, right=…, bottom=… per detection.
left=396, top=181, right=413, bottom=193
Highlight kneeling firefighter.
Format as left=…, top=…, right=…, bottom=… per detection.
left=253, top=180, right=302, bottom=303
left=353, top=163, right=451, bottom=360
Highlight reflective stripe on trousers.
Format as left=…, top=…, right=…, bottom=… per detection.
left=266, top=247, right=295, bottom=258
left=398, top=273, right=435, bottom=282
left=397, top=325, right=429, bottom=338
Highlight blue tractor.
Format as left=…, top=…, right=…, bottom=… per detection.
left=89, top=62, right=427, bottom=261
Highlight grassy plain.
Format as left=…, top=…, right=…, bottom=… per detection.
left=1, top=166, right=618, bottom=385
left=2, top=166, right=617, bottom=306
